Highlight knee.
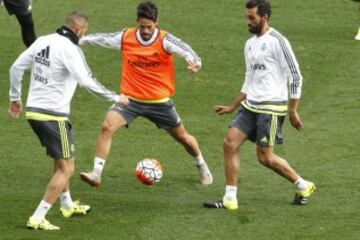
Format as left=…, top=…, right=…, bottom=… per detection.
left=101, top=120, right=118, bottom=135
left=223, top=137, right=239, bottom=154
left=56, top=158, right=75, bottom=177
left=256, top=151, right=273, bottom=167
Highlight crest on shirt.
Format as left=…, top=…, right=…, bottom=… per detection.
left=261, top=43, right=267, bottom=51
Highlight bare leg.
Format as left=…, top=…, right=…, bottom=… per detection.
left=203, top=127, right=247, bottom=209
left=27, top=158, right=73, bottom=230
left=166, top=124, right=200, bottom=157
left=42, top=158, right=74, bottom=204
left=222, top=127, right=248, bottom=186
left=80, top=111, right=127, bottom=187
left=167, top=124, right=212, bottom=185
left=95, top=111, right=127, bottom=159
left=256, top=146, right=299, bottom=182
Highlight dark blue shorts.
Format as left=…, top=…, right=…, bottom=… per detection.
left=110, top=99, right=182, bottom=129
left=230, top=106, right=285, bottom=147
left=28, top=119, right=75, bottom=160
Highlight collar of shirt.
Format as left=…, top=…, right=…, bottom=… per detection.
left=56, top=25, right=79, bottom=45
left=135, top=28, right=159, bottom=46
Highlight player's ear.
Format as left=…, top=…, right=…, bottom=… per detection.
left=264, top=14, right=269, bottom=21
left=74, top=26, right=82, bottom=36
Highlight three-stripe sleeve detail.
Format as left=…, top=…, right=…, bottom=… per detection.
left=269, top=31, right=300, bottom=94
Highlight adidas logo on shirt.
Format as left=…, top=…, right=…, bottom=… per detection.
left=35, top=46, right=50, bottom=67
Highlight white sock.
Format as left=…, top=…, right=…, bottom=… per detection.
left=32, top=200, right=52, bottom=218
left=224, top=185, right=237, bottom=201
left=94, top=157, right=106, bottom=175
left=60, top=190, right=74, bottom=209
left=294, top=177, right=308, bottom=191
left=194, top=154, right=205, bottom=166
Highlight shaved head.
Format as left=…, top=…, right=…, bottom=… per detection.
left=65, top=11, right=89, bottom=38
left=66, top=11, right=88, bottom=29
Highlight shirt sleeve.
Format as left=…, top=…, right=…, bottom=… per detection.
left=63, top=46, right=120, bottom=102
left=79, top=29, right=125, bottom=50
left=9, top=44, right=35, bottom=101
left=274, top=36, right=303, bottom=99
left=241, top=41, right=251, bottom=94
left=163, top=33, right=202, bottom=68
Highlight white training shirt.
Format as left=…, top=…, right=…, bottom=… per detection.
left=9, top=33, right=120, bottom=116
left=79, top=28, right=201, bottom=68
left=241, top=27, right=302, bottom=114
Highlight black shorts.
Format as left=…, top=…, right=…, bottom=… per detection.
left=28, top=119, right=75, bottom=160
left=230, top=106, right=285, bottom=147
left=3, top=0, right=31, bottom=15
left=110, top=99, right=182, bottom=129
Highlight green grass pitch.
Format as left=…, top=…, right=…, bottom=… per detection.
left=0, top=0, right=359, bottom=239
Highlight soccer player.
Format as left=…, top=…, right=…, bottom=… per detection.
left=79, top=1, right=213, bottom=187
left=203, top=0, right=315, bottom=210
left=9, top=11, right=125, bottom=230
left=2, top=0, right=36, bottom=47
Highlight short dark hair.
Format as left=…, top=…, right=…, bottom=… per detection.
left=137, top=1, right=158, bottom=21
left=246, top=0, right=271, bottom=19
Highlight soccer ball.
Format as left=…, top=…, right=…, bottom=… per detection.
left=135, top=158, right=163, bottom=185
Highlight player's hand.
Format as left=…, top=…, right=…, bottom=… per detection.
left=8, top=101, right=23, bottom=119
left=214, top=105, right=234, bottom=115
left=118, top=94, right=129, bottom=106
left=289, top=110, right=304, bottom=131
left=186, top=59, right=200, bottom=73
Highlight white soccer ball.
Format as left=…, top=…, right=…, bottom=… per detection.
left=135, top=158, right=163, bottom=185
